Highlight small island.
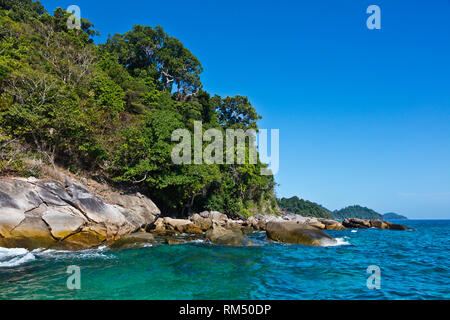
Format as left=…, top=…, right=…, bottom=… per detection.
left=383, top=212, right=408, bottom=220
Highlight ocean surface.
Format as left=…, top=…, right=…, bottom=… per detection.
left=0, top=220, right=449, bottom=300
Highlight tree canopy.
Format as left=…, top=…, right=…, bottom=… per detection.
left=277, top=196, right=333, bottom=218
left=0, top=0, right=276, bottom=217
left=332, top=205, right=383, bottom=220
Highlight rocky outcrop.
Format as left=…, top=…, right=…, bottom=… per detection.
left=318, top=219, right=347, bottom=230
left=189, top=213, right=213, bottom=231
left=307, top=220, right=326, bottom=230
left=0, top=176, right=412, bottom=251
left=342, top=218, right=371, bottom=229
left=245, top=215, right=268, bottom=230
left=369, top=219, right=390, bottom=229
left=0, top=177, right=160, bottom=250
left=205, top=224, right=253, bottom=246
left=105, top=192, right=158, bottom=230
left=266, top=221, right=335, bottom=246
left=384, top=222, right=411, bottom=231
left=151, top=217, right=203, bottom=235
left=199, top=211, right=229, bottom=224
left=343, top=218, right=410, bottom=230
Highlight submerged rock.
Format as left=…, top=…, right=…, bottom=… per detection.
left=205, top=225, right=254, bottom=246
left=108, top=232, right=155, bottom=249
left=386, top=222, right=411, bottom=231
left=266, top=221, right=334, bottom=246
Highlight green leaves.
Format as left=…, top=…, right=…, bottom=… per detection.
left=214, top=95, right=262, bottom=130
left=104, top=24, right=203, bottom=100
left=90, top=72, right=125, bottom=115
left=0, top=2, right=276, bottom=218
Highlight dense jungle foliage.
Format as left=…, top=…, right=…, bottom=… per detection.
left=0, top=0, right=277, bottom=217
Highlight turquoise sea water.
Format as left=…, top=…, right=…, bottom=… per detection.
left=0, top=220, right=449, bottom=300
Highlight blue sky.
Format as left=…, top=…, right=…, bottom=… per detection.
left=41, top=0, right=450, bottom=219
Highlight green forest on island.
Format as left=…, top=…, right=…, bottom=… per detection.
left=276, top=196, right=333, bottom=218
left=276, top=198, right=401, bottom=220
left=332, top=205, right=383, bottom=220
left=0, top=0, right=277, bottom=217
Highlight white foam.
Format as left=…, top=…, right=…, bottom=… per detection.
left=141, top=243, right=153, bottom=247
left=0, top=247, right=29, bottom=257
left=0, top=245, right=115, bottom=268
left=34, top=248, right=113, bottom=260
left=0, top=248, right=36, bottom=268
left=320, top=237, right=351, bottom=247
left=351, top=230, right=358, bottom=233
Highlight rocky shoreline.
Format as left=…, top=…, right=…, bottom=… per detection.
left=0, top=177, right=410, bottom=251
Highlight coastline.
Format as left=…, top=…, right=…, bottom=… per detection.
left=0, top=175, right=410, bottom=251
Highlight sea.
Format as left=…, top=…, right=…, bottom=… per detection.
left=0, top=220, right=449, bottom=300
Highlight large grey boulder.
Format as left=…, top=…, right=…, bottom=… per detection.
left=106, top=192, right=159, bottom=230
left=42, top=207, right=86, bottom=239
left=199, top=211, right=229, bottom=224
left=205, top=224, right=254, bottom=246
left=318, top=219, right=347, bottom=230
left=189, top=213, right=213, bottom=231
left=0, top=179, right=39, bottom=237
left=108, top=232, right=155, bottom=249
left=266, top=221, right=335, bottom=246
left=151, top=217, right=203, bottom=235
left=0, top=177, right=161, bottom=250
left=245, top=216, right=268, bottom=230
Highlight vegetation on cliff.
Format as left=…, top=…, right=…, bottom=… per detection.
left=0, top=0, right=276, bottom=217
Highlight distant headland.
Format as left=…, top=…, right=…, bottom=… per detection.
left=277, top=198, right=408, bottom=220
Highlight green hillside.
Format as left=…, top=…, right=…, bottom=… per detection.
left=333, top=205, right=383, bottom=220
left=277, top=196, right=333, bottom=218
left=383, top=212, right=408, bottom=220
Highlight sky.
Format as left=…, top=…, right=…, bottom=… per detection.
left=41, top=0, right=450, bottom=219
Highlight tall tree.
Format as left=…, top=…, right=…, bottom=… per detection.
left=104, top=25, right=203, bottom=100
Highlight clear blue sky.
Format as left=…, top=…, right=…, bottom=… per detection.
left=41, top=0, right=450, bottom=219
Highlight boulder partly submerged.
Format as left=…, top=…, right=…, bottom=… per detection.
left=0, top=177, right=160, bottom=250
left=266, top=221, right=335, bottom=246
left=205, top=224, right=254, bottom=246
left=315, top=219, right=346, bottom=230
left=343, top=218, right=411, bottom=230
left=108, top=232, right=155, bottom=249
